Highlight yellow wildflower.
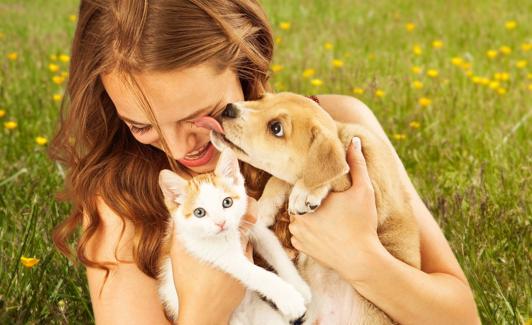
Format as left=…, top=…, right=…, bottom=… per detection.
left=324, top=42, right=333, bottom=50
left=53, top=94, right=63, bottom=102
left=50, top=54, right=58, bottom=61
left=515, top=60, right=527, bottom=69
left=21, top=256, right=40, bottom=268
left=375, top=89, right=385, bottom=97
left=432, top=40, right=444, bottom=49
left=275, top=36, right=282, bottom=45
left=310, top=79, right=323, bottom=86
left=35, top=136, right=48, bottom=145
left=426, top=69, right=439, bottom=78
left=69, top=14, right=77, bottom=22
left=472, top=76, right=482, bottom=84
left=451, top=57, right=463, bottom=66
left=412, top=80, right=423, bottom=89
left=479, top=77, right=490, bottom=86
left=59, top=54, right=70, bottom=63
left=418, top=97, right=432, bottom=107
left=496, top=87, right=507, bottom=95
left=528, top=84, right=532, bottom=91
left=486, top=50, right=498, bottom=59
left=0, top=32, right=4, bottom=39
left=302, top=68, right=315, bottom=78
left=48, top=63, right=60, bottom=72
left=409, top=121, right=421, bottom=129
left=405, top=22, right=416, bottom=32
left=52, top=75, right=65, bottom=85
left=393, top=133, right=406, bottom=140
left=494, top=72, right=510, bottom=81
left=412, top=44, right=422, bottom=56
left=465, top=70, right=474, bottom=77
left=0, top=109, right=5, bottom=118
left=332, top=59, right=344, bottom=68
left=521, top=42, right=531, bottom=52
left=279, top=22, right=291, bottom=30
left=271, top=64, right=283, bottom=73
left=411, top=66, right=422, bottom=74
left=352, top=87, right=364, bottom=95
left=4, top=121, right=17, bottom=129
left=58, top=300, right=66, bottom=312
left=499, top=46, right=512, bottom=55
left=488, top=81, right=500, bottom=89
left=528, top=73, right=532, bottom=80
left=460, top=62, right=472, bottom=70
left=505, top=20, right=517, bottom=30
left=7, top=52, right=17, bottom=61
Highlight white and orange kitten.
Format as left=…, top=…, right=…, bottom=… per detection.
left=157, top=148, right=311, bottom=324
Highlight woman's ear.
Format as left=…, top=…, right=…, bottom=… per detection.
left=159, top=169, right=187, bottom=208
left=214, top=148, right=244, bottom=186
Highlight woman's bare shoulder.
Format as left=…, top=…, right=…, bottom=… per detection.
left=82, top=197, right=171, bottom=324
left=315, top=94, right=471, bottom=287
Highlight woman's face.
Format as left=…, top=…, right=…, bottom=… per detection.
left=101, top=63, right=244, bottom=175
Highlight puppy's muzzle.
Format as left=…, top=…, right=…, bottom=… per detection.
left=222, top=103, right=239, bottom=119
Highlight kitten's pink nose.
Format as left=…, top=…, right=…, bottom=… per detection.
left=216, top=221, right=226, bottom=230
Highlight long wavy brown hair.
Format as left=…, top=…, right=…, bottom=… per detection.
left=49, top=0, right=293, bottom=280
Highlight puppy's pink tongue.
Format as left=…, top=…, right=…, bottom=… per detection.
left=193, top=116, right=225, bottom=135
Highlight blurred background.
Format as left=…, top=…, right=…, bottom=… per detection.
left=0, top=0, right=530, bottom=323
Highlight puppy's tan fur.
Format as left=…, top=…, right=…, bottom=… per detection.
left=211, top=92, right=420, bottom=324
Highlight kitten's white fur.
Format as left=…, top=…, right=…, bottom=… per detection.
left=157, top=148, right=311, bottom=324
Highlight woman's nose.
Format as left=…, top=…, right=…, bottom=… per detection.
left=159, top=125, right=202, bottom=159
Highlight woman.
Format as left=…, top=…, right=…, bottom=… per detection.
left=49, top=0, right=480, bottom=324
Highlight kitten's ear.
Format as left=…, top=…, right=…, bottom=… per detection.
left=159, top=169, right=187, bottom=207
left=214, top=148, right=244, bottom=185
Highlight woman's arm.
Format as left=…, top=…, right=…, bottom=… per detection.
left=84, top=198, right=171, bottom=324
left=294, top=95, right=481, bottom=324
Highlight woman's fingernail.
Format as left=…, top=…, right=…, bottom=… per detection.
left=352, top=137, right=361, bottom=150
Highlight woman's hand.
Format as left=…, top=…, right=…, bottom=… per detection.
left=170, top=196, right=257, bottom=325
left=288, top=137, right=382, bottom=282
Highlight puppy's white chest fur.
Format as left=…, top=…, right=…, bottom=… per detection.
left=299, top=255, right=367, bottom=325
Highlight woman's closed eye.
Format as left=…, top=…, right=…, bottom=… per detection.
left=130, top=125, right=152, bottom=134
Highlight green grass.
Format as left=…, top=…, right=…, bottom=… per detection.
left=0, top=0, right=530, bottom=323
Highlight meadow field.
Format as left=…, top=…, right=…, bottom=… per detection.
left=0, top=0, right=530, bottom=323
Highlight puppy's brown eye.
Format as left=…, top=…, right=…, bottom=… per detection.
left=269, top=121, right=284, bottom=137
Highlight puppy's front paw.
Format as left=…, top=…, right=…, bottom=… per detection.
left=256, top=201, right=280, bottom=227
left=288, top=183, right=312, bottom=215
left=288, top=182, right=329, bottom=215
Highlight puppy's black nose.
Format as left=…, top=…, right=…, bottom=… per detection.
left=222, top=103, right=238, bottom=119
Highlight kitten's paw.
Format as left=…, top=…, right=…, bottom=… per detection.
left=291, top=278, right=312, bottom=304
left=273, top=286, right=307, bottom=321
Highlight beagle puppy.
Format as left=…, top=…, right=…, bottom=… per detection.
left=209, top=92, right=420, bottom=324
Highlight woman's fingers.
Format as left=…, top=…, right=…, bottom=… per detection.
left=347, top=137, right=374, bottom=191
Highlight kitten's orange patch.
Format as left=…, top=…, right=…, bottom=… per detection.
left=180, top=173, right=240, bottom=218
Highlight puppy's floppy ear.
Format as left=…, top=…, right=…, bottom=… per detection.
left=303, top=128, right=349, bottom=189
left=159, top=169, right=187, bottom=209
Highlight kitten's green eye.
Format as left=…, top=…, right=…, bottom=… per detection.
left=193, top=208, right=206, bottom=218
left=222, top=197, right=233, bottom=208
